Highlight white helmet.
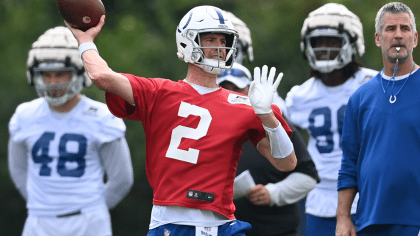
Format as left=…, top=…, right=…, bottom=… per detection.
left=300, top=3, right=364, bottom=73
left=176, top=6, right=238, bottom=74
left=223, top=11, right=254, bottom=64
left=26, top=26, right=92, bottom=106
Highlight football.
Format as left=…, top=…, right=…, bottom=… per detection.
left=57, top=0, right=105, bottom=31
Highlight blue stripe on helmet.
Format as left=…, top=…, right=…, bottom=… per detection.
left=213, top=8, right=225, bottom=24
left=182, top=12, right=193, bottom=30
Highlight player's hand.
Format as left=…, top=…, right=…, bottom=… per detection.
left=335, top=216, right=357, bottom=236
left=249, top=65, right=283, bottom=114
left=246, top=184, right=270, bottom=206
left=65, top=15, right=106, bottom=45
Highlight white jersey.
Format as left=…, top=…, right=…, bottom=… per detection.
left=8, top=96, right=126, bottom=216
left=273, top=92, right=288, bottom=118
left=285, top=67, right=378, bottom=217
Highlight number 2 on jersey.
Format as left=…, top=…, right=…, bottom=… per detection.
left=308, top=105, right=346, bottom=153
left=32, top=132, right=87, bottom=177
left=166, top=102, right=212, bottom=164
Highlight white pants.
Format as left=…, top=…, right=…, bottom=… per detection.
left=22, top=207, right=112, bottom=236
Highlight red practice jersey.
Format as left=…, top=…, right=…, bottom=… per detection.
left=106, top=74, right=292, bottom=219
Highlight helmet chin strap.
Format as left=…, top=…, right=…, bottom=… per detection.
left=199, top=48, right=234, bottom=74
left=202, top=64, right=225, bottom=74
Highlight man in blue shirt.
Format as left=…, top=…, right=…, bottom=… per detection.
left=336, top=2, right=419, bottom=236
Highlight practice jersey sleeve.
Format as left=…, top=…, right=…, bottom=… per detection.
left=8, top=138, right=28, bottom=200
left=8, top=103, right=31, bottom=200
left=96, top=104, right=126, bottom=143
left=337, top=97, right=359, bottom=191
left=99, top=137, right=134, bottom=209
left=284, top=80, right=314, bottom=130
left=266, top=172, right=317, bottom=207
left=105, top=73, right=162, bottom=121
left=9, top=102, right=33, bottom=143
left=8, top=102, right=40, bottom=202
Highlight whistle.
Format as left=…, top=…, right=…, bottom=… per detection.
left=395, top=47, right=400, bottom=65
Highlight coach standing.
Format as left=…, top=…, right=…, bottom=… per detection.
left=336, top=2, right=419, bottom=236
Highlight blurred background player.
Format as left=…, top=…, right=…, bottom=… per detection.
left=66, top=5, right=296, bottom=236
left=223, top=11, right=254, bottom=66
left=8, top=26, right=134, bottom=236
left=219, top=12, right=319, bottom=236
left=284, top=3, right=378, bottom=236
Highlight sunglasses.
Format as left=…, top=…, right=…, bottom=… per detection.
left=217, top=69, right=249, bottom=79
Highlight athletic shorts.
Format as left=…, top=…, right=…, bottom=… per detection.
left=22, top=207, right=112, bottom=236
left=306, top=213, right=356, bottom=236
left=147, top=220, right=252, bottom=236
left=358, top=224, right=420, bottom=236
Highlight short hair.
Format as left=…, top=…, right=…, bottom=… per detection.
left=375, top=2, right=417, bottom=34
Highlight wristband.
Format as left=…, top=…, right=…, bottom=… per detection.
left=79, top=42, right=98, bottom=56
left=263, top=122, right=294, bottom=159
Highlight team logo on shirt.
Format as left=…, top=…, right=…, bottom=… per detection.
left=227, top=94, right=251, bottom=106
left=83, top=107, right=99, bottom=116
left=361, top=76, right=372, bottom=85
left=164, top=229, right=171, bottom=236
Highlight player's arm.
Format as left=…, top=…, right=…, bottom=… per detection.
left=265, top=172, right=317, bottom=206
left=257, top=136, right=296, bottom=172
left=8, top=139, right=28, bottom=201
left=336, top=99, right=359, bottom=236
left=336, top=187, right=357, bottom=236
left=99, top=137, right=134, bottom=209
left=256, top=114, right=296, bottom=172
left=65, top=16, right=134, bottom=105
left=261, top=119, right=318, bottom=206
left=250, top=66, right=297, bottom=171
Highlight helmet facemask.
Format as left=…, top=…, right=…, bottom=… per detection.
left=33, top=62, right=83, bottom=107
left=305, top=28, right=354, bottom=73
left=191, top=31, right=237, bottom=74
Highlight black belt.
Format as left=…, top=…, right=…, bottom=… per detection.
left=57, top=210, right=81, bottom=218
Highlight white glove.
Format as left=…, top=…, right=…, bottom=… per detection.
left=249, top=65, right=283, bottom=114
